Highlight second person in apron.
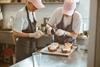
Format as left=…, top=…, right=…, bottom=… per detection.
left=46, top=0, right=83, bottom=44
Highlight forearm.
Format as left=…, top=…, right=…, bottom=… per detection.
left=13, top=31, right=29, bottom=38
left=66, top=31, right=78, bottom=38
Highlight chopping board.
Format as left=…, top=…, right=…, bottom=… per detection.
left=40, top=44, right=77, bottom=57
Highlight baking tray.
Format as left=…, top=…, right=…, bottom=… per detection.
left=40, top=44, right=77, bottom=57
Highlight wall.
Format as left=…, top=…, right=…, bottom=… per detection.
left=2, top=4, right=63, bottom=28
left=1, top=0, right=90, bottom=30
left=87, top=0, right=97, bottom=67
left=95, top=0, right=100, bottom=67
left=2, top=4, right=24, bottom=28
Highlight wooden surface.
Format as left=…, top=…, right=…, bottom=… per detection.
left=0, top=31, right=16, bottom=64
left=0, top=61, right=10, bottom=67
left=0, top=31, right=16, bottom=45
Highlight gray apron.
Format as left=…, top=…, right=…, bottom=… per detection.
left=16, top=7, right=37, bottom=62
left=52, top=14, right=76, bottom=44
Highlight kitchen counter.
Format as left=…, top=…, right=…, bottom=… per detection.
left=10, top=50, right=87, bottom=67
left=10, top=56, right=33, bottom=67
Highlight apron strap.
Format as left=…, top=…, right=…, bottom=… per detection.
left=25, top=6, right=37, bottom=51
left=25, top=6, right=36, bottom=33
left=32, top=12, right=37, bottom=24
left=70, top=12, right=74, bottom=30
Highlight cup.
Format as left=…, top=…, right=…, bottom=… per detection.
left=32, top=52, right=42, bottom=67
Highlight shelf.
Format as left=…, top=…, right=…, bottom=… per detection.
left=0, top=0, right=80, bottom=5
left=43, top=2, right=63, bottom=4
left=0, top=2, right=63, bottom=5
left=0, top=0, right=12, bottom=3
left=0, top=2, right=25, bottom=5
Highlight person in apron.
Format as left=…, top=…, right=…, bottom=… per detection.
left=12, top=0, right=45, bottom=62
left=54, top=14, right=75, bottom=44
left=47, top=0, right=82, bottom=44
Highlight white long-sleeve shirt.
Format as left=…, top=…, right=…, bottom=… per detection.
left=13, top=7, right=37, bottom=32
left=47, top=7, right=83, bottom=33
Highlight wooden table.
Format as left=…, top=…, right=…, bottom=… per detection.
left=10, top=51, right=87, bottom=67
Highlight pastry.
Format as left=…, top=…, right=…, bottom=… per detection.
left=64, top=43, right=73, bottom=49
left=61, top=46, right=71, bottom=53
left=61, top=43, right=72, bottom=53
left=48, top=43, right=59, bottom=52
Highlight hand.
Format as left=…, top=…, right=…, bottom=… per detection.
left=29, top=30, right=44, bottom=39
left=65, top=31, right=71, bottom=36
left=55, top=29, right=66, bottom=36
left=65, top=31, right=77, bottom=37
left=47, top=27, right=52, bottom=35
left=46, top=24, right=52, bottom=35
left=37, top=30, right=44, bottom=36
left=35, top=30, right=44, bottom=38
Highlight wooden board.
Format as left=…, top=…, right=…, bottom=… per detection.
left=40, top=44, right=77, bottom=57
left=0, top=31, right=16, bottom=45
left=0, top=0, right=12, bottom=3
